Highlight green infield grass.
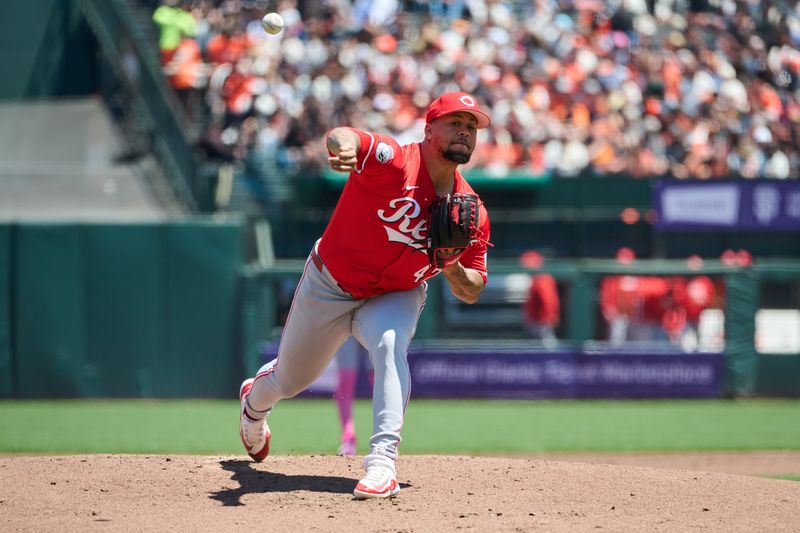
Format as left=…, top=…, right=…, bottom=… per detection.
left=0, top=399, right=798, bottom=456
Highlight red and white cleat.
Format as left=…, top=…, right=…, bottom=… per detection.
left=353, top=454, right=400, bottom=499
left=239, top=378, right=270, bottom=462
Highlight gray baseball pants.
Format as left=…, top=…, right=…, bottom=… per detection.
left=247, top=244, right=427, bottom=459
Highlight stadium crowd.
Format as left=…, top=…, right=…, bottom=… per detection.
left=151, top=0, right=800, bottom=198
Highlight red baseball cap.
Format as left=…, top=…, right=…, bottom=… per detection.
left=425, top=92, right=491, bottom=129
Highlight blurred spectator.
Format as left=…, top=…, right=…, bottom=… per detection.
left=674, top=275, right=718, bottom=326
left=522, top=272, right=560, bottom=347
left=601, top=274, right=685, bottom=345
left=161, top=35, right=208, bottom=117
left=600, top=248, right=674, bottom=344
left=600, top=264, right=727, bottom=348
left=153, top=0, right=197, bottom=63
left=148, top=0, right=800, bottom=211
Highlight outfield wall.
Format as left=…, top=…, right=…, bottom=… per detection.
left=0, top=219, right=244, bottom=398
left=1, top=223, right=798, bottom=398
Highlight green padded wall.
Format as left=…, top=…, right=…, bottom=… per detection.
left=15, top=224, right=87, bottom=397
left=724, top=270, right=760, bottom=396
left=0, top=0, right=96, bottom=99
left=159, top=221, right=243, bottom=397
left=757, top=355, right=800, bottom=397
left=237, top=270, right=273, bottom=377
left=84, top=224, right=162, bottom=397
left=0, top=226, right=11, bottom=396
left=10, top=220, right=244, bottom=398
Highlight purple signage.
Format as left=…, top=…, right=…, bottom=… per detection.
left=407, top=348, right=723, bottom=399
left=408, top=350, right=577, bottom=399
left=572, top=352, right=723, bottom=398
left=262, top=345, right=724, bottom=399
left=653, top=179, right=800, bottom=231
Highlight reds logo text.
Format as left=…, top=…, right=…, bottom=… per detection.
left=377, top=197, right=427, bottom=251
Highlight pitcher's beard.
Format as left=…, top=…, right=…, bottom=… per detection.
left=441, top=148, right=471, bottom=164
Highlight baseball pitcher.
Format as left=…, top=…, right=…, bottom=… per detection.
left=238, top=91, right=492, bottom=499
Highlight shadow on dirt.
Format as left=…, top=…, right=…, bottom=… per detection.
left=210, top=459, right=357, bottom=506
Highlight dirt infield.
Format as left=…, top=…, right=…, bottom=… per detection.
left=1, top=453, right=798, bottom=532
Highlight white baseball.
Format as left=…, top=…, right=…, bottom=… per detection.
left=261, top=12, right=285, bottom=35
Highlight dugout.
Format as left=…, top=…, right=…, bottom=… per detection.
left=238, top=257, right=800, bottom=398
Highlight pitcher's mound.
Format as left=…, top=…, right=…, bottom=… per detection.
left=1, top=454, right=798, bottom=532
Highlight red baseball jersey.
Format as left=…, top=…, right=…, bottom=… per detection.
left=523, top=274, right=560, bottom=327
left=318, top=128, right=491, bottom=299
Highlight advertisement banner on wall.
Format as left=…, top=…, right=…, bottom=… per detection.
left=406, top=348, right=724, bottom=399
left=652, top=179, right=800, bottom=231
left=265, top=344, right=724, bottom=399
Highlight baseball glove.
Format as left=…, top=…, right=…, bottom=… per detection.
left=426, top=193, right=481, bottom=268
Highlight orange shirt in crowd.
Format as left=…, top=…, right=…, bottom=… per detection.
left=167, top=38, right=201, bottom=90
left=206, top=33, right=249, bottom=65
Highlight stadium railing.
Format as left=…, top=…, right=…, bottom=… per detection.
left=77, top=0, right=201, bottom=211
